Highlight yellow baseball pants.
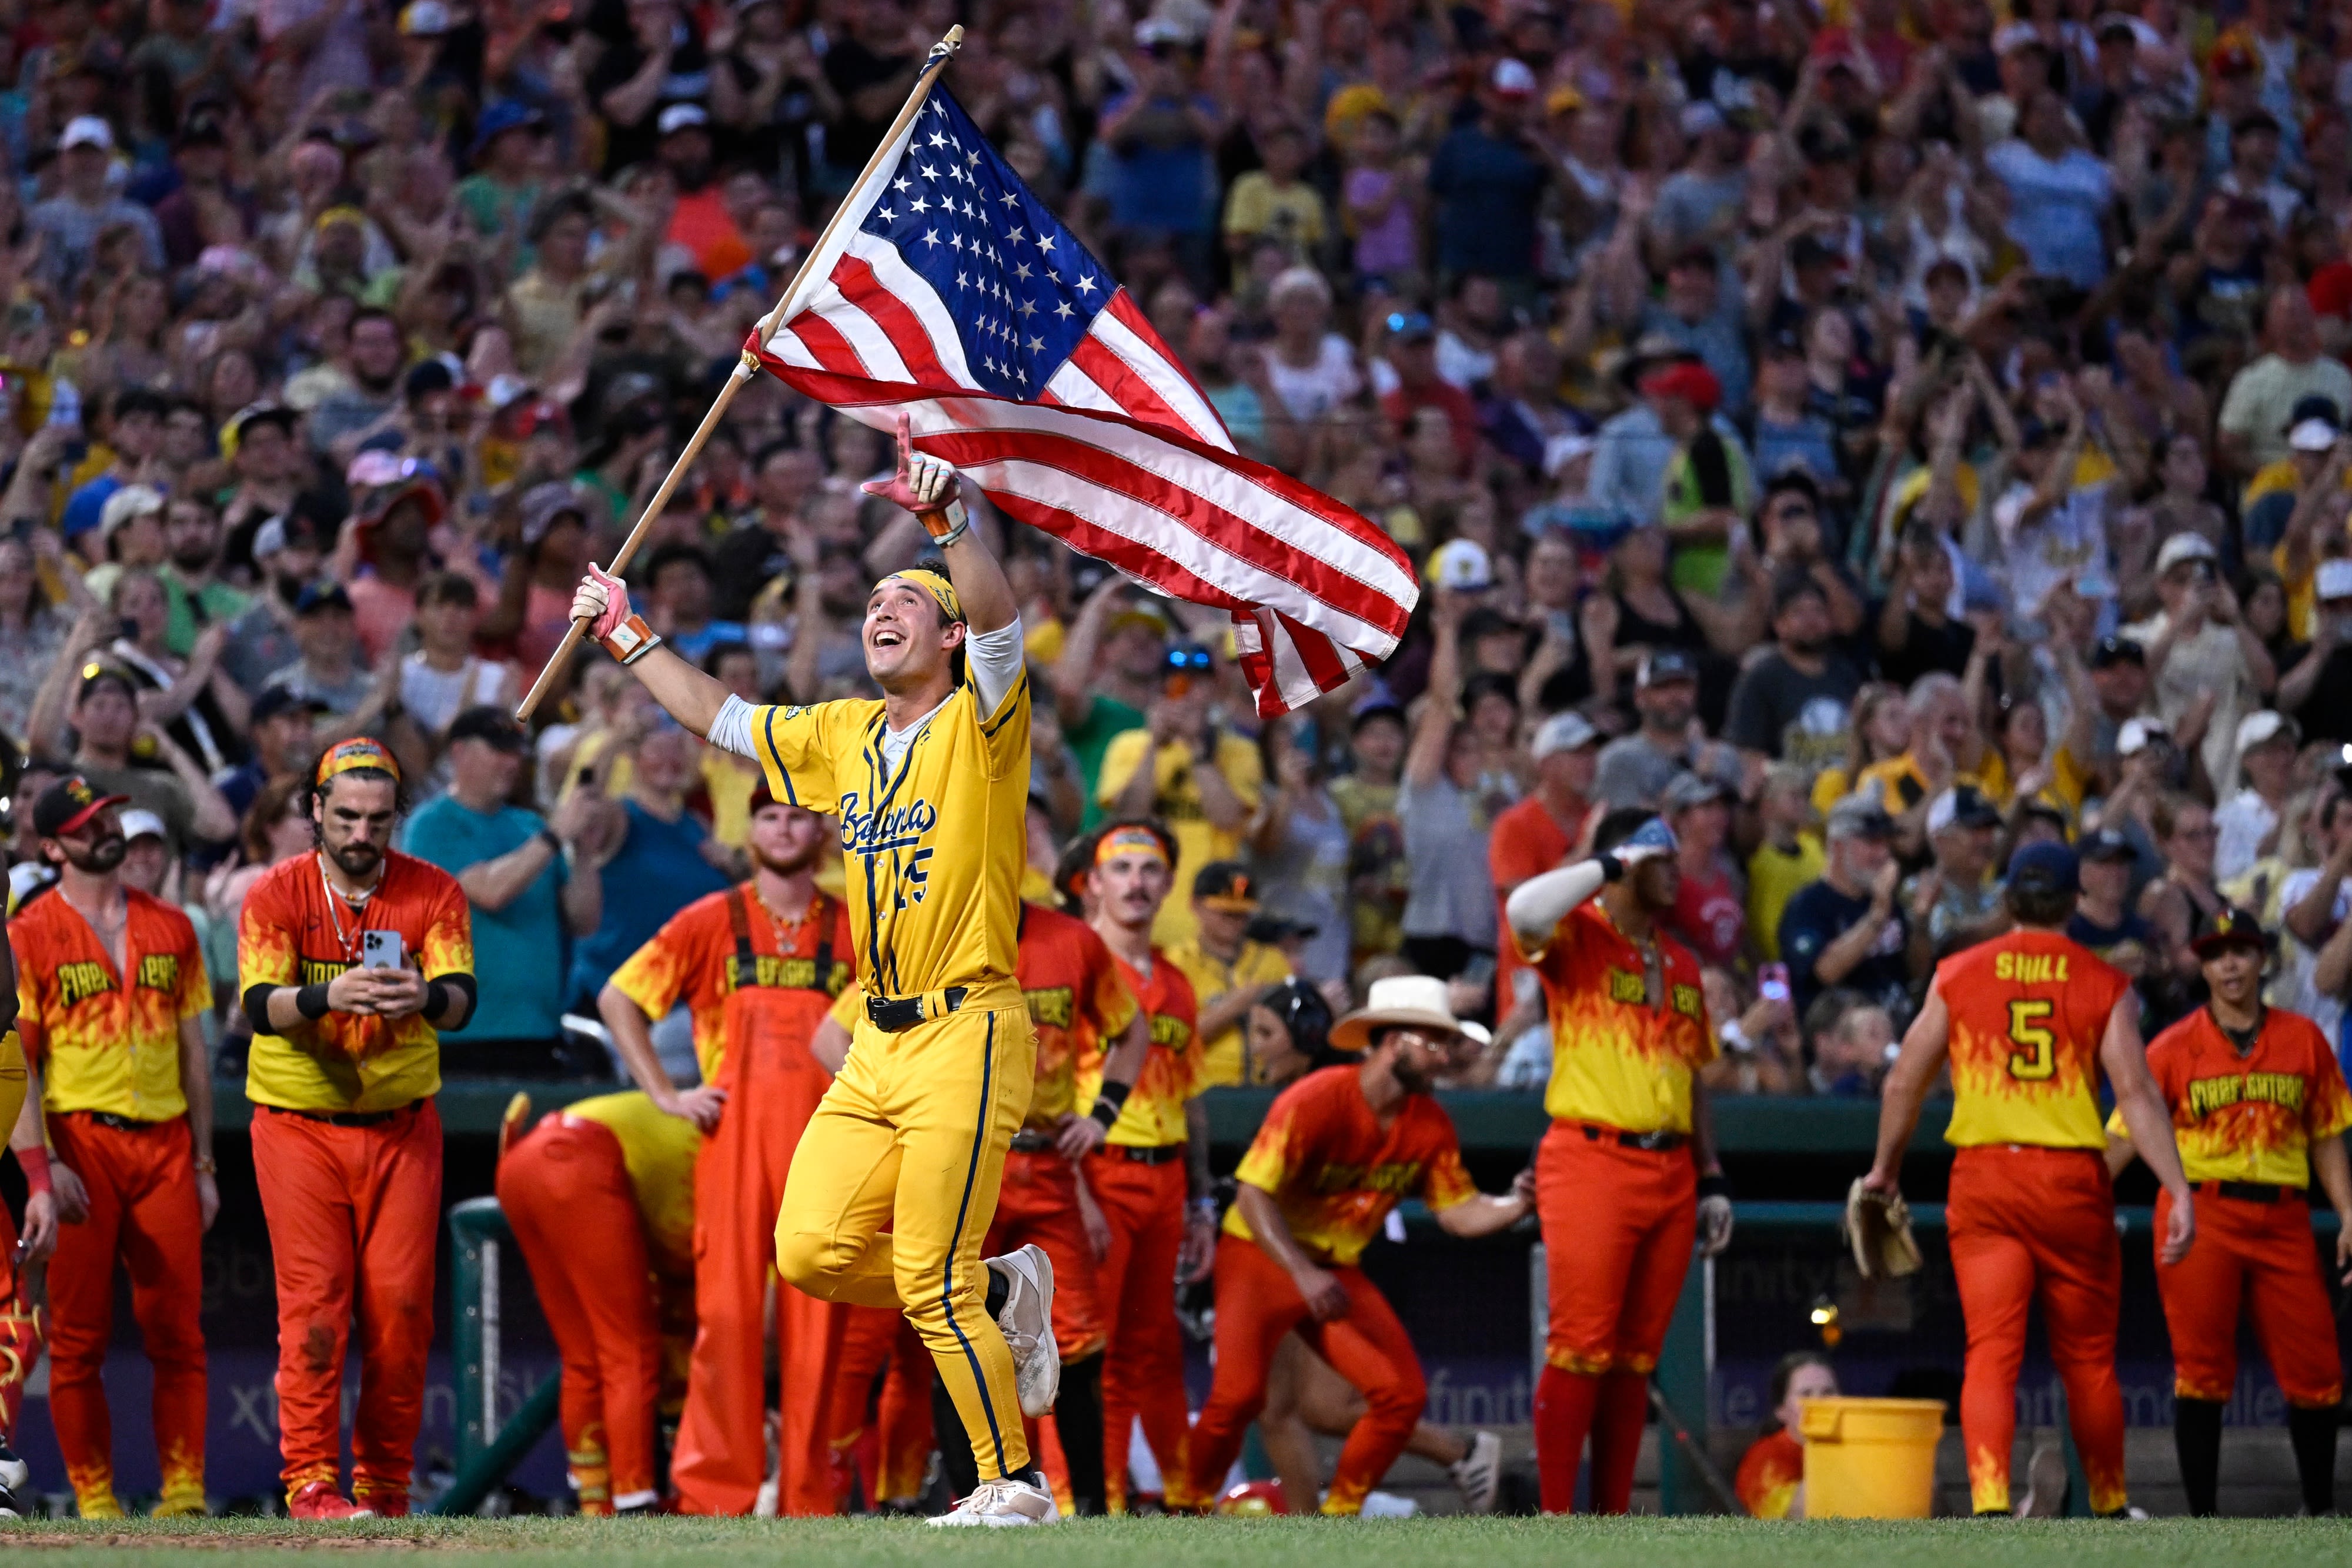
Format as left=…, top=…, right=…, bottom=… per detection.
left=775, top=994, right=1036, bottom=1480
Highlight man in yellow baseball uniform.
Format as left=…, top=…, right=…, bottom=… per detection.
left=569, top=414, right=1058, bottom=1526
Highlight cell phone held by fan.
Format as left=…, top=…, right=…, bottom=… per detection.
left=362, top=930, right=405, bottom=971
left=1759, top=962, right=1791, bottom=1004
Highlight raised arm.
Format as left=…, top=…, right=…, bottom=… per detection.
left=862, top=413, right=1015, bottom=635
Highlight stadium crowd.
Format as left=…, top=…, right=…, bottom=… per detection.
left=0, top=0, right=2348, bottom=1522
left=0, top=0, right=2340, bottom=1092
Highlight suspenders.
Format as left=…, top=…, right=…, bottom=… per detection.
left=724, top=887, right=840, bottom=995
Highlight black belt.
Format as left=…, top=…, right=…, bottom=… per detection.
left=866, top=987, right=969, bottom=1034
left=265, top=1101, right=415, bottom=1129
left=71, top=1111, right=165, bottom=1131
left=2205, top=1179, right=2292, bottom=1203
left=1009, top=1129, right=1058, bottom=1154
left=1573, top=1121, right=1689, bottom=1152
left=1112, top=1142, right=1185, bottom=1165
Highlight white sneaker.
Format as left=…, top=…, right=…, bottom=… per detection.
left=0, top=1442, right=27, bottom=1495
left=988, top=1245, right=1060, bottom=1417
left=1449, top=1430, right=1502, bottom=1514
left=927, top=1476, right=1061, bottom=1527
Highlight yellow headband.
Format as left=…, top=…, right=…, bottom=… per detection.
left=315, top=205, right=368, bottom=234
left=1096, top=827, right=1168, bottom=868
left=878, top=569, right=963, bottom=625
left=316, top=738, right=402, bottom=787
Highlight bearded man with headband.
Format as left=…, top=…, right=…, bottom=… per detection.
left=569, top=413, right=1059, bottom=1525
left=236, top=738, right=475, bottom=1518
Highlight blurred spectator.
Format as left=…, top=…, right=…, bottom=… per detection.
left=1905, top=785, right=2009, bottom=958
left=1801, top=989, right=1897, bottom=1096
left=1095, top=640, right=1261, bottom=946
left=1726, top=573, right=1867, bottom=778
left=1778, top=797, right=1925, bottom=1024
left=404, top=708, right=615, bottom=1076
left=1748, top=763, right=1824, bottom=964
left=1661, top=772, right=1744, bottom=968
left=2068, top=827, right=2161, bottom=981
left=564, top=717, right=733, bottom=1008
left=2216, top=710, right=2298, bottom=882
left=1168, top=861, right=1293, bottom=1090
left=1249, top=719, right=1349, bottom=986
left=1490, top=711, right=1599, bottom=1023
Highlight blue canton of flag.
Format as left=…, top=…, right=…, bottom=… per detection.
left=862, top=91, right=1105, bottom=399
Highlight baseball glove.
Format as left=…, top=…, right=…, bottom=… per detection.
left=1844, top=1177, right=1923, bottom=1280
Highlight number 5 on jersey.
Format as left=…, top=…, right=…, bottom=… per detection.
left=2007, top=999, right=2055, bottom=1080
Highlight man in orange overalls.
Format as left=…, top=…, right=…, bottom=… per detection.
left=1866, top=840, right=2193, bottom=1517
left=2107, top=905, right=2352, bottom=1517
left=497, top=1091, right=699, bottom=1514
left=1502, top=809, right=1731, bottom=1514
left=1, top=940, right=51, bottom=1520
left=1076, top=820, right=1215, bottom=1511
left=828, top=1305, right=933, bottom=1512
left=15, top=775, right=215, bottom=1518
left=600, top=781, right=856, bottom=1516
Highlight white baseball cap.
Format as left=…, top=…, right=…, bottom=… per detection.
left=118, top=808, right=166, bottom=843
left=657, top=103, right=710, bottom=136
left=1490, top=58, right=1537, bottom=97
left=2318, top=557, right=2352, bottom=603
left=1429, top=537, right=1494, bottom=593
left=1531, top=711, right=1599, bottom=759
left=2154, top=532, right=2217, bottom=574
left=60, top=116, right=112, bottom=152
left=2117, top=716, right=2169, bottom=757
left=2235, top=710, right=2297, bottom=754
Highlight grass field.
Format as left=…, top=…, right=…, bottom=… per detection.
left=3, top=1516, right=2350, bottom=1566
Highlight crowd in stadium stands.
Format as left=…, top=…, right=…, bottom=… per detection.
left=0, top=0, right=2350, bottom=1101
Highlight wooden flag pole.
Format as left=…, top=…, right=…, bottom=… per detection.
left=514, top=24, right=966, bottom=722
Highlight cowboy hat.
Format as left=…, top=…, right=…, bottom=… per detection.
left=1328, top=975, right=1469, bottom=1054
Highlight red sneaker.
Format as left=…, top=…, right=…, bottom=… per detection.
left=287, top=1482, right=374, bottom=1520
left=354, top=1489, right=410, bottom=1519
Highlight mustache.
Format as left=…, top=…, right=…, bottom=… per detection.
left=330, top=841, right=383, bottom=873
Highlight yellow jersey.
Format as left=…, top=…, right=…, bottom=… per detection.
left=745, top=671, right=1030, bottom=1000
left=563, top=1091, right=701, bottom=1276
left=1167, top=937, right=1292, bottom=1087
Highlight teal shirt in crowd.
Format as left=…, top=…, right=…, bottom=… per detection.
left=403, top=796, right=568, bottom=1043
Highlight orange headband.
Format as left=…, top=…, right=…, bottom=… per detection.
left=316, top=738, right=403, bottom=787
left=1095, top=827, right=1168, bottom=867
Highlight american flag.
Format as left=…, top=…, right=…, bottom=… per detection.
left=747, top=72, right=1417, bottom=716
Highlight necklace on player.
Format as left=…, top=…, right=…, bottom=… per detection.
left=317, top=852, right=382, bottom=962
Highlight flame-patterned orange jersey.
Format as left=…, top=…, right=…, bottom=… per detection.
left=238, top=850, right=473, bottom=1114
left=743, top=671, right=1028, bottom=1001
left=1017, top=904, right=1137, bottom=1130
left=1734, top=1429, right=1805, bottom=1520
left=2107, top=1005, right=2352, bottom=1187
left=1223, top=1063, right=1476, bottom=1267
left=1515, top=902, right=1715, bottom=1134
left=562, top=1091, right=702, bottom=1276
left=1078, top=945, right=1201, bottom=1148
left=1941, top=930, right=2129, bottom=1151
left=606, top=887, right=854, bottom=1084
left=14, top=887, right=210, bottom=1121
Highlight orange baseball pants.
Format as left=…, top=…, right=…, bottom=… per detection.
left=675, top=987, right=844, bottom=1517
left=830, top=1305, right=933, bottom=1507
left=1182, top=1233, right=1425, bottom=1515
left=1084, top=1148, right=1190, bottom=1512
left=1532, top=1125, right=1694, bottom=1514
left=45, top=1112, right=207, bottom=1518
left=251, top=1099, right=442, bottom=1513
left=987, top=1150, right=1106, bottom=1359
left=2156, top=1185, right=2343, bottom=1407
left=497, top=1116, right=662, bottom=1514
left=1947, top=1144, right=2127, bottom=1515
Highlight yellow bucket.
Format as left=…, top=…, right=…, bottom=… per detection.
left=1796, top=1397, right=1945, bottom=1519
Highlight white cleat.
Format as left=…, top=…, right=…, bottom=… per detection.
left=927, top=1475, right=1061, bottom=1527
left=1449, top=1430, right=1502, bottom=1514
left=989, top=1244, right=1060, bottom=1417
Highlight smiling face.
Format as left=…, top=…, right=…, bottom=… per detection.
left=863, top=579, right=965, bottom=693
left=2200, top=941, right=2264, bottom=1008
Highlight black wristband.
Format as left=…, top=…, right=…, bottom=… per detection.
left=537, top=828, right=563, bottom=855
left=1598, top=852, right=1625, bottom=883
left=1697, top=1171, right=1732, bottom=1202
left=295, top=983, right=332, bottom=1020
left=1090, top=1078, right=1132, bottom=1129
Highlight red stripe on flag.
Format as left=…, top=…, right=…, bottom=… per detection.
left=1066, top=336, right=1192, bottom=441
left=783, top=312, right=865, bottom=377
left=1102, top=290, right=1225, bottom=433
left=830, top=255, right=957, bottom=387
left=1273, top=607, right=1351, bottom=691
left=918, top=426, right=1407, bottom=639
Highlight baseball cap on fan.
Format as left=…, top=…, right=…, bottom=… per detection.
left=2287, top=395, right=2343, bottom=453
left=2117, top=716, right=2170, bottom=757
left=1428, top=539, right=1494, bottom=593
left=2319, top=557, right=2352, bottom=604
left=1490, top=58, right=1538, bottom=98
left=59, top=116, right=113, bottom=152
left=1531, top=711, right=1599, bottom=759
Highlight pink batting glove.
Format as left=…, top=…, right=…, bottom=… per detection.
left=586, top=563, right=630, bottom=640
